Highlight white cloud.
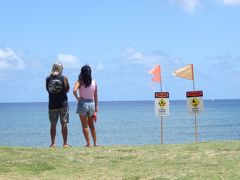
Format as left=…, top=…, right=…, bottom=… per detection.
left=124, top=47, right=167, bottom=66
left=0, top=48, right=25, bottom=70
left=95, top=62, right=104, bottom=71
left=218, top=0, right=240, bottom=5
left=171, top=0, right=240, bottom=13
left=123, top=47, right=183, bottom=70
left=124, top=47, right=146, bottom=64
left=57, top=53, right=81, bottom=69
left=172, top=0, right=201, bottom=13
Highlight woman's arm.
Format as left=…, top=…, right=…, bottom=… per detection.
left=94, top=83, right=98, bottom=112
left=73, top=80, right=80, bottom=101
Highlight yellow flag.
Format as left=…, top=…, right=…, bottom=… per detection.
left=173, top=64, right=194, bottom=80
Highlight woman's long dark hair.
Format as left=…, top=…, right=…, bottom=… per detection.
left=78, top=65, right=92, bottom=88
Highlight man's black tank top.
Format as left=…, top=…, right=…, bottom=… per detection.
left=46, top=75, right=68, bottom=109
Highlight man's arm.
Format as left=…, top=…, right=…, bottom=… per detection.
left=64, top=76, right=70, bottom=93
left=46, top=77, right=49, bottom=92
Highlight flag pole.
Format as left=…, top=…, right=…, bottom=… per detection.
left=159, top=65, right=163, bottom=145
left=193, top=80, right=195, bottom=91
left=194, top=114, right=198, bottom=142
left=192, top=64, right=198, bottom=142
left=161, top=117, right=163, bottom=144
left=160, top=66, right=163, bottom=92
left=173, top=63, right=198, bottom=143
left=192, top=64, right=195, bottom=91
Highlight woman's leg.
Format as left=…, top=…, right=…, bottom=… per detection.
left=88, top=116, right=98, bottom=146
left=79, top=115, right=91, bottom=147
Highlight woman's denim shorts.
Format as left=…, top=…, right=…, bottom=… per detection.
left=76, top=99, right=95, bottom=116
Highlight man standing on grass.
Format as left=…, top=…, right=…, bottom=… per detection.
left=46, top=62, right=71, bottom=148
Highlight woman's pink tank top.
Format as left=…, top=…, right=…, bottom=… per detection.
left=79, top=79, right=96, bottom=100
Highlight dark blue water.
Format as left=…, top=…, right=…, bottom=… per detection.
left=0, top=100, right=240, bottom=147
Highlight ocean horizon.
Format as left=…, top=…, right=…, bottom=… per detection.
left=0, top=99, right=240, bottom=147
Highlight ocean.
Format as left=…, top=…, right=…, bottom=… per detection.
left=0, top=100, right=240, bottom=147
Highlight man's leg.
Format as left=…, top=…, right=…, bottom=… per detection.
left=60, top=108, right=70, bottom=147
left=50, top=122, right=57, bottom=147
left=49, top=109, right=58, bottom=147
left=61, top=122, right=68, bottom=146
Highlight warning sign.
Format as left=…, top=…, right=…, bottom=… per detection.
left=155, top=92, right=169, bottom=116
left=186, top=91, right=204, bottom=114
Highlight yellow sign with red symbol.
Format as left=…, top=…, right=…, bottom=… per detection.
left=155, top=92, right=169, bottom=116
left=186, top=91, right=204, bottom=114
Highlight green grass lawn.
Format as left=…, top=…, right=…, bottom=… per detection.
left=1, top=141, right=240, bottom=179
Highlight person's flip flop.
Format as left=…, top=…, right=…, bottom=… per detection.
left=63, top=144, right=72, bottom=148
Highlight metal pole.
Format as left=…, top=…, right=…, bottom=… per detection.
left=159, top=65, right=163, bottom=144
left=159, top=65, right=162, bottom=92
left=161, top=116, right=163, bottom=144
left=194, top=114, right=198, bottom=142
left=193, top=80, right=195, bottom=91
left=192, top=64, right=197, bottom=142
left=192, top=64, right=195, bottom=91
left=160, top=80, right=163, bottom=92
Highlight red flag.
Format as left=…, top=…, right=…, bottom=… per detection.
left=149, top=65, right=161, bottom=82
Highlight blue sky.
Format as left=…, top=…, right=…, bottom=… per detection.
left=1, top=0, right=240, bottom=102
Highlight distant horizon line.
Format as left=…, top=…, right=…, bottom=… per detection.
left=0, top=98, right=240, bottom=103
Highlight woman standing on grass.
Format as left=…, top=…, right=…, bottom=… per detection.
left=73, top=65, right=99, bottom=147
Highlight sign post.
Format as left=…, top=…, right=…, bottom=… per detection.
left=155, top=92, right=169, bottom=144
left=186, top=91, right=204, bottom=142
left=173, top=64, right=204, bottom=143
left=149, top=65, right=170, bottom=144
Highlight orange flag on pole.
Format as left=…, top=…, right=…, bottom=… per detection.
left=149, top=65, right=161, bottom=82
left=173, top=64, right=194, bottom=80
